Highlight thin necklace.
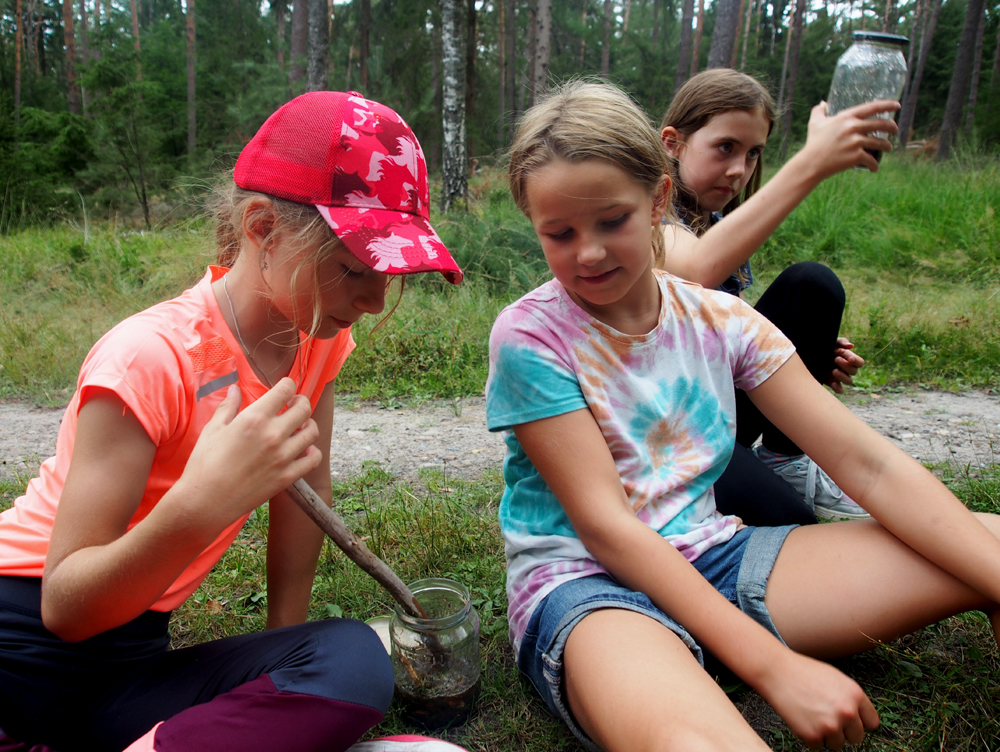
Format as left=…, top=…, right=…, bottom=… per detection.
left=223, top=273, right=295, bottom=389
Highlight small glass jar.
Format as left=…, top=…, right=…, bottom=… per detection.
left=389, top=577, right=481, bottom=729
left=827, top=31, right=909, bottom=162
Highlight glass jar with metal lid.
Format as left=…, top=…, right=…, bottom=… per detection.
left=827, top=32, right=909, bottom=162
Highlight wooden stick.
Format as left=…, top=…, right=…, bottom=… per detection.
left=280, top=478, right=429, bottom=620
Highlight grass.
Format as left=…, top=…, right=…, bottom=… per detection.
left=3, top=460, right=998, bottom=751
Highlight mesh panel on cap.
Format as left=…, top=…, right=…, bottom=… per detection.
left=237, top=92, right=347, bottom=205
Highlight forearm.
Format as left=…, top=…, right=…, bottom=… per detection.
left=42, top=484, right=225, bottom=640
left=675, top=151, right=823, bottom=288
left=582, top=515, right=788, bottom=686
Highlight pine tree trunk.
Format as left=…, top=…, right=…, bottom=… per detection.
left=622, top=0, right=631, bottom=42
left=504, top=0, right=515, bottom=126
left=498, top=0, right=506, bottom=145
left=992, top=17, right=1000, bottom=92
left=440, top=0, right=467, bottom=212
left=533, top=0, right=551, bottom=97
left=359, top=0, right=370, bottom=91
left=63, top=0, right=80, bottom=114
left=274, top=0, right=286, bottom=69
left=130, top=0, right=141, bottom=79
left=521, top=0, right=536, bottom=107
left=964, top=4, right=986, bottom=132
left=675, top=0, right=694, bottom=92
left=691, top=0, right=705, bottom=76
left=601, top=0, right=611, bottom=77
left=465, top=0, right=476, bottom=155
left=898, top=0, right=941, bottom=147
left=883, top=0, right=895, bottom=32
left=740, top=0, right=754, bottom=70
left=78, top=0, right=89, bottom=113
left=306, top=0, right=329, bottom=92
left=15, top=0, right=22, bottom=126
left=707, top=0, right=741, bottom=69
left=652, top=0, right=660, bottom=46
left=183, top=0, right=195, bottom=166
left=776, top=2, right=794, bottom=114
left=778, top=0, right=805, bottom=158
left=289, top=0, right=307, bottom=83
left=937, top=0, right=986, bottom=160
left=732, top=0, right=746, bottom=67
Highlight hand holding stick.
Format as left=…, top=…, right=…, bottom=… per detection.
left=278, top=478, right=429, bottom=620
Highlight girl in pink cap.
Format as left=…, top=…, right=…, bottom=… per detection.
left=0, top=92, right=467, bottom=752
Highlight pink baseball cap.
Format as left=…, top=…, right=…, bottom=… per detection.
left=234, top=91, right=463, bottom=284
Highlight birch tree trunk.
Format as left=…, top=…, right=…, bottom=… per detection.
left=691, top=0, right=705, bottom=75
left=306, top=0, right=329, bottom=92
left=533, top=0, right=551, bottom=97
left=601, top=0, right=612, bottom=77
left=898, top=0, right=941, bottom=146
left=130, top=0, right=141, bottom=79
left=937, top=0, right=986, bottom=160
left=675, top=0, right=694, bottom=92
left=965, top=6, right=986, bottom=132
left=289, top=0, right=307, bottom=83
left=63, top=0, right=80, bottom=114
left=778, top=0, right=805, bottom=158
left=441, top=0, right=467, bottom=212
left=186, top=0, right=196, bottom=165
left=707, top=0, right=741, bottom=69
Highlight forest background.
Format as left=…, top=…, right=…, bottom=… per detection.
left=1, top=0, right=999, bottom=230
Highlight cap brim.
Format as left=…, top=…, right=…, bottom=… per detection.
left=317, top=205, right=463, bottom=285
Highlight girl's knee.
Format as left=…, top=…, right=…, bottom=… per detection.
left=777, top=261, right=846, bottom=304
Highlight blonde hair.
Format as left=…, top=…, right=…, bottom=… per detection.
left=661, top=69, right=776, bottom=235
left=210, top=177, right=400, bottom=339
left=508, top=80, right=674, bottom=267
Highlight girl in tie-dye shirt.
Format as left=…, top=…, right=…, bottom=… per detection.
left=487, top=80, right=1000, bottom=752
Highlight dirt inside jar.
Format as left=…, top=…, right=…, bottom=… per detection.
left=395, top=674, right=482, bottom=729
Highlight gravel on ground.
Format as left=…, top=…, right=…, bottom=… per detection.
left=3, top=389, right=998, bottom=482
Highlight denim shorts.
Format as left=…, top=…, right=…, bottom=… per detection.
left=516, top=524, right=796, bottom=751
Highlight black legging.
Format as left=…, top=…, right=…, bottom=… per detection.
left=714, top=262, right=847, bottom=527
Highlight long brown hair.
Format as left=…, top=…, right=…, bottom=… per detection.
left=508, top=79, right=675, bottom=267
left=661, top=69, right=776, bottom=235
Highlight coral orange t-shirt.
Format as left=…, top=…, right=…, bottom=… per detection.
left=0, top=266, right=355, bottom=611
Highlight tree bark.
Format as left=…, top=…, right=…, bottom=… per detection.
left=289, top=0, right=307, bottom=83
left=707, top=0, right=741, bottom=69
left=732, top=0, right=746, bottom=67
left=15, top=0, right=22, bottom=126
left=521, top=0, right=536, bottom=107
left=441, top=0, right=467, bottom=212
left=63, top=0, right=80, bottom=114
left=186, top=0, right=196, bottom=165
left=533, top=0, right=551, bottom=97
left=601, top=0, right=612, bottom=77
left=937, top=0, right=986, bottom=160
left=992, top=14, right=1000, bottom=92
left=739, top=0, right=754, bottom=70
left=274, top=0, right=286, bottom=69
left=691, top=0, right=705, bottom=76
left=130, top=0, right=141, bottom=79
left=306, top=0, right=329, bottom=92
left=498, top=0, right=506, bottom=145
left=465, top=0, right=476, bottom=154
left=622, top=0, right=631, bottom=42
left=898, top=0, right=941, bottom=147
left=504, top=0, right=516, bottom=125
left=778, top=0, right=805, bottom=158
left=359, top=0, right=370, bottom=91
left=965, top=4, right=986, bottom=132
left=882, top=0, right=895, bottom=33
left=675, top=0, right=694, bottom=92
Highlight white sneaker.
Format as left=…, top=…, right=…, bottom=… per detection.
left=346, top=736, right=471, bottom=752
left=753, top=446, right=871, bottom=521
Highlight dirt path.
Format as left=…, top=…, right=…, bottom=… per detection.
left=3, top=389, right=998, bottom=481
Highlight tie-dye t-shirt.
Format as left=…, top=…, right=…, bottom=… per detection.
left=486, top=270, right=795, bottom=655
